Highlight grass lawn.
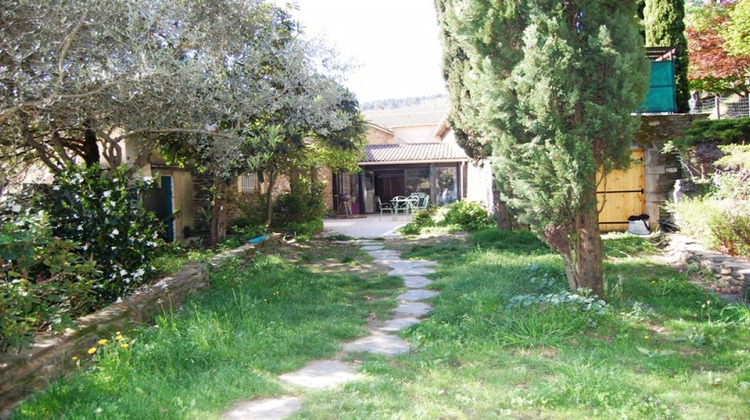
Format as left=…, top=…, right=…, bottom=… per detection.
left=11, top=230, right=750, bottom=419
left=11, top=242, right=402, bottom=419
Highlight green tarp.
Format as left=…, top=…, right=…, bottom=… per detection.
left=640, top=60, right=676, bottom=113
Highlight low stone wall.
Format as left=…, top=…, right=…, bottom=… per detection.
left=0, top=239, right=275, bottom=417
left=667, top=234, right=750, bottom=299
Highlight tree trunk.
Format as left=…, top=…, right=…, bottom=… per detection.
left=264, top=172, right=278, bottom=227
left=83, top=123, right=100, bottom=167
left=492, top=175, right=513, bottom=230
left=544, top=188, right=605, bottom=299
left=563, top=209, right=605, bottom=299
left=208, top=181, right=229, bottom=248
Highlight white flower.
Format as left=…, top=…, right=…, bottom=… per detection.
left=119, top=269, right=128, bottom=276
left=109, top=228, right=119, bottom=238
left=77, top=225, right=84, bottom=231
left=103, top=191, right=112, bottom=198
left=143, top=176, right=153, bottom=182
left=11, top=204, right=21, bottom=213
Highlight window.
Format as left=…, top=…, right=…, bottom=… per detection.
left=238, top=174, right=257, bottom=194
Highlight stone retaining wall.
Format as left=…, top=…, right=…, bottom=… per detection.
left=667, top=234, right=750, bottom=299
left=0, top=239, right=275, bottom=417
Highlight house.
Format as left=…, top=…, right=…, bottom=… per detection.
left=330, top=103, right=494, bottom=216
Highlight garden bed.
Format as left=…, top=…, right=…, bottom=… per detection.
left=0, top=238, right=277, bottom=416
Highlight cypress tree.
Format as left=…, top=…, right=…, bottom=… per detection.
left=644, top=0, right=690, bottom=113
left=440, top=0, right=650, bottom=297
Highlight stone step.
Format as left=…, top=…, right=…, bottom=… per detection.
left=278, top=360, right=362, bottom=389
left=389, top=267, right=436, bottom=277
left=379, top=317, right=421, bottom=332
left=395, top=302, right=433, bottom=318
left=223, top=396, right=302, bottom=420
left=343, top=331, right=411, bottom=357
left=403, top=276, right=434, bottom=288
left=398, top=290, right=440, bottom=301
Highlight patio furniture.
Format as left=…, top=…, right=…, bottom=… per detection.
left=338, top=194, right=352, bottom=217
left=406, top=195, right=420, bottom=213
left=391, top=196, right=411, bottom=219
left=409, top=193, right=429, bottom=211
left=377, top=196, right=394, bottom=220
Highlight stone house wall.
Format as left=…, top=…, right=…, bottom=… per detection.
left=635, top=114, right=708, bottom=224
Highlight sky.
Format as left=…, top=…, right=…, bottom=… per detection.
left=283, top=0, right=447, bottom=104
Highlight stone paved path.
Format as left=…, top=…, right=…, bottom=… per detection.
left=222, top=240, right=439, bottom=419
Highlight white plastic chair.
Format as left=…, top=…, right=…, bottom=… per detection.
left=377, top=197, right=394, bottom=220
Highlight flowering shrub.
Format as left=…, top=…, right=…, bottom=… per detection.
left=1, top=210, right=97, bottom=351
left=37, top=164, right=163, bottom=301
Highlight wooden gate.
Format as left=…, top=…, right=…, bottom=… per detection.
left=597, top=150, right=646, bottom=232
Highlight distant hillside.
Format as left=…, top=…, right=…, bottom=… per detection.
left=361, top=94, right=448, bottom=111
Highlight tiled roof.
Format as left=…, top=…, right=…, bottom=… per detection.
left=363, top=106, right=448, bottom=128
left=362, top=142, right=468, bottom=164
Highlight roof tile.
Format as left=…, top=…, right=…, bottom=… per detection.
left=363, top=143, right=468, bottom=164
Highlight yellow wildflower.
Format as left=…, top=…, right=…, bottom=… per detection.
left=121, top=343, right=129, bottom=348
left=115, top=334, right=124, bottom=341
left=98, top=339, right=109, bottom=345
left=88, top=347, right=97, bottom=355
left=72, top=356, right=78, bottom=361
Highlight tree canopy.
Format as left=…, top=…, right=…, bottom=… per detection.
left=0, top=0, right=363, bottom=188
left=686, top=0, right=750, bottom=96
left=436, top=0, right=650, bottom=297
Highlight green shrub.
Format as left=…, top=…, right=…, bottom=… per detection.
left=399, top=201, right=494, bottom=235
left=399, top=209, right=435, bottom=235
left=681, top=117, right=750, bottom=148
left=1, top=210, right=97, bottom=351
left=441, top=200, right=495, bottom=232
left=37, top=164, right=163, bottom=301
left=273, top=182, right=326, bottom=226
left=671, top=197, right=750, bottom=259
left=708, top=207, right=750, bottom=258
left=283, top=219, right=324, bottom=240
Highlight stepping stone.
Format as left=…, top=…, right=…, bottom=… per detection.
left=223, top=396, right=302, bottom=420
left=360, top=245, right=385, bottom=251
left=389, top=267, right=436, bottom=277
left=343, top=331, right=411, bottom=357
left=403, top=276, right=434, bottom=288
left=373, top=257, right=404, bottom=265
left=278, top=360, right=362, bottom=389
left=367, top=249, right=400, bottom=257
left=395, top=302, right=433, bottom=318
left=388, top=260, right=438, bottom=269
left=379, top=317, right=421, bottom=332
left=398, top=289, right=440, bottom=301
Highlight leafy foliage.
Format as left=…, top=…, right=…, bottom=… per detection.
left=400, top=201, right=493, bottom=234
left=686, top=0, right=750, bottom=95
left=683, top=116, right=750, bottom=146
left=37, top=164, right=163, bottom=301
left=721, top=0, right=750, bottom=57
left=669, top=142, right=750, bottom=258
left=1, top=210, right=97, bottom=351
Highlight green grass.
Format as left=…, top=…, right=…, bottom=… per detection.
left=297, top=230, right=750, bottom=419
left=12, top=245, right=401, bottom=419
left=12, top=230, right=750, bottom=419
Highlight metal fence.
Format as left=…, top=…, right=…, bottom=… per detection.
left=691, top=95, right=750, bottom=119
